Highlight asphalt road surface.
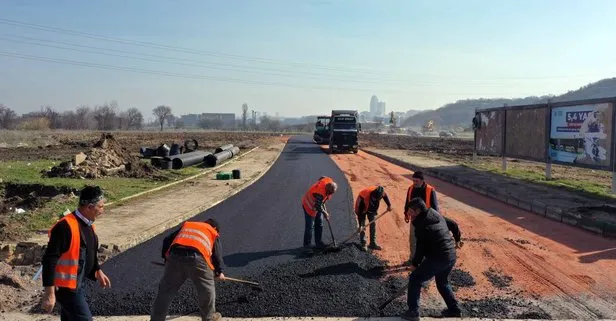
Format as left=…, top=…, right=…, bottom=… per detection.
left=85, top=135, right=362, bottom=316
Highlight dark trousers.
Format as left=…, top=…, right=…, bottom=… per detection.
left=56, top=287, right=93, bottom=321
left=407, top=257, right=459, bottom=315
left=303, top=209, right=324, bottom=247
left=356, top=210, right=377, bottom=245
left=150, top=252, right=216, bottom=321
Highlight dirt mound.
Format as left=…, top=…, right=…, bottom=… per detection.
left=360, top=133, right=474, bottom=155
left=0, top=262, right=39, bottom=313
left=44, top=133, right=156, bottom=179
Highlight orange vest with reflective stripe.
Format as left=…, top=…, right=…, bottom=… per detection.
left=166, top=221, right=219, bottom=270
left=302, top=176, right=334, bottom=217
left=355, top=185, right=379, bottom=215
left=407, top=183, right=434, bottom=209
left=47, top=212, right=96, bottom=290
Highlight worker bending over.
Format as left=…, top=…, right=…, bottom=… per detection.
left=402, top=198, right=463, bottom=321
left=354, top=185, right=392, bottom=251
left=301, top=176, right=337, bottom=250
left=150, top=218, right=225, bottom=321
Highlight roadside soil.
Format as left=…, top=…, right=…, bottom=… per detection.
left=0, top=137, right=287, bottom=315
left=329, top=150, right=616, bottom=319
left=0, top=130, right=281, bottom=161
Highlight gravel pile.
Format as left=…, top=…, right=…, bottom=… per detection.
left=450, top=268, right=476, bottom=290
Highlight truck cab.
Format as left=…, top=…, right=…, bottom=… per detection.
left=328, top=110, right=360, bottom=154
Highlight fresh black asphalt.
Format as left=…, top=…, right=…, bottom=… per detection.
left=83, top=135, right=551, bottom=318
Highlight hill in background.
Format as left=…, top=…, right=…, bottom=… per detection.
left=402, top=77, right=616, bottom=128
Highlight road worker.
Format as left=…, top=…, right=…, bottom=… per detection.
left=41, top=185, right=112, bottom=321
left=403, top=171, right=439, bottom=265
left=150, top=218, right=225, bottom=321
left=301, top=176, right=338, bottom=250
left=354, top=185, right=392, bottom=251
left=401, top=198, right=463, bottom=321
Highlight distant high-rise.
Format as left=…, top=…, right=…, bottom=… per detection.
left=370, top=95, right=379, bottom=115
left=377, top=102, right=386, bottom=116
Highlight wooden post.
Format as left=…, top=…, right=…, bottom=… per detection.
left=611, top=99, right=616, bottom=193
left=473, top=108, right=478, bottom=163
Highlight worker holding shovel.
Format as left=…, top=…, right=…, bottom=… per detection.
left=301, top=176, right=338, bottom=251
left=150, top=218, right=225, bottom=321
left=354, top=185, right=392, bottom=251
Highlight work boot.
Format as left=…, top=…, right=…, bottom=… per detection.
left=360, top=242, right=368, bottom=252
left=368, top=242, right=382, bottom=250
left=441, top=307, right=462, bottom=317
left=314, top=242, right=327, bottom=250
left=401, top=310, right=419, bottom=321
left=403, top=259, right=413, bottom=266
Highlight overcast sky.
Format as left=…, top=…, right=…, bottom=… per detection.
left=1, top=0, right=615, bottom=118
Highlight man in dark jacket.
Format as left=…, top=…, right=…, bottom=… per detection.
left=402, top=198, right=463, bottom=321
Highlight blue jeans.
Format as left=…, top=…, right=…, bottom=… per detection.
left=56, top=287, right=93, bottom=321
left=407, top=257, right=459, bottom=314
left=303, top=209, right=324, bottom=247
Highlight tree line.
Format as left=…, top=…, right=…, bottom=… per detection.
left=0, top=101, right=145, bottom=131
left=0, top=101, right=312, bottom=132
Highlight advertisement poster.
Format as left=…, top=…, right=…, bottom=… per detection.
left=549, top=103, right=613, bottom=168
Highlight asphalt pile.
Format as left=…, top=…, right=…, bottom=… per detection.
left=483, top=268, right=513, bottom=289
left=462, top=298, right=550, bottom=319
left=449, top=268, right=476, bottom=290
left=87, top=244, right=408, bottom=317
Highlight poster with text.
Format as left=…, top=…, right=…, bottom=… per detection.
left=549, top=103, right=613, bottom=168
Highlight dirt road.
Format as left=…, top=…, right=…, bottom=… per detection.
left=329, top=150, right=616, bottom=319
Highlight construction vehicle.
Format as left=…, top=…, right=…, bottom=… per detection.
left=328, top=110, right=360, bottom=154
left=313, top=116, right=331, bottom=144
left=422, top=120, right=434, bottom=134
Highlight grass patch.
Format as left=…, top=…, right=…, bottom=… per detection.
left=463, top=161, right=614, bottom=200
left=0, top=159, right=209, bottom=239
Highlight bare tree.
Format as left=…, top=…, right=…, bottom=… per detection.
left=153, top=105, right=172, bottom=131
left=41, top=105, right=61, bottom=129
left=93, top=102, right=118, bottom=130
left=242, top=103, right=249, bottom=129
left=61, top=110, right=79, bottom=130
left=126, top=107, right=143, bottom=129
left=0, top=104, right=18, bottom=129
left=259, top=115, right=281, bottom=132
left=75, top=105, right=91, bottom=129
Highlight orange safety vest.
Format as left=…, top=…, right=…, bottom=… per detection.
left=302, top=176, right=334, bottom=217
left=355, top=185, right=379, bottom=215
left=47, top=212, right=97, bottom=290
left=166, top=221, right=219, bottom=271
left=406, top=183, right=434, bottom=209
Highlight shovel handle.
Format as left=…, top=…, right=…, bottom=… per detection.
left=378, top=284, right=409, bottom=310
left=223, top=277, right=260, bottom=286
left=341, top=209, right=392, bottom=245
left=151, top=261, right=259, bottom=287
left=324, top=214, right=337, bottom=245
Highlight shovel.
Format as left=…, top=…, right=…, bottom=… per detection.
left=150, top=261, right=262, bottom=290
left=378, top=284, right=409, bottom=310
left=339, top=208, right=392, bottom=245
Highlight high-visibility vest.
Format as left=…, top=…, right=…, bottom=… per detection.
left=47, top=213, right=97, bottom=290
left=406, top=183, right=434, bottom=209
left=355, top=185, right=379, bottom=215
left=166, top=221, right=219, bottom=271
left=302, top=176, right=334, bottom=217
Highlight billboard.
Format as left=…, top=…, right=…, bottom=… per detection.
left=475, top=109, right=505, bottom=156
left=505, top=106, right=548, bottom=161
left=549, top=103, right=613, bottom=168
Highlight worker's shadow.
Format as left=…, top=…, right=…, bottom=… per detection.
left=223, top=248, right=306, bottom=267
left=578, top=247, right=616, bottom=264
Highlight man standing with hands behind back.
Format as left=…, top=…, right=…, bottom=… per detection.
left=41, top=185, right=111, bottom=321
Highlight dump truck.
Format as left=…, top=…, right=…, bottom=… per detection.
left=313, top=115, right=331, bottom=145
left=328, top=110, right=360, bottom=154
